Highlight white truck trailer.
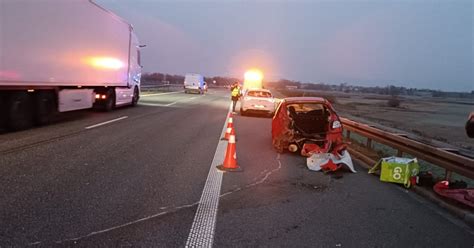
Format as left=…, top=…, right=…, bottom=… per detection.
left=0, top=0, right=143, bottom=131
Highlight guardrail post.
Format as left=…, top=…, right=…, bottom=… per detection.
left=445, top=170, right=452, bottom=181
left=397, top=150, right=403, bottom=157
left=346, top=130, right=351, bottom=140
left=366, top=138, right=372, bottom=149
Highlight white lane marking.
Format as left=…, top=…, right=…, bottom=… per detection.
left=165, top=101, right=178, bottom=106
left=139, top=102, right=173, bottom=107
left=141, top=91, right=183, bottom=97
left=139, top=97, right=197, bottom=107
left=185, top=104, right=232, bottom=248
left=84, top=116, right=128, bottom=129
left=163, top=95, right=201, bottom=107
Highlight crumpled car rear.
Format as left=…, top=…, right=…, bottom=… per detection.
left=272, top=97, right=355, bottom=172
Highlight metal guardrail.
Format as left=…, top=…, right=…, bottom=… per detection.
left=140, top=84, right=228, bottom=89
left=141, top=84, right=181, bottom=88
left=140, top=84, right=183, bottom=92
left=341, top=118, right=474, bottom=179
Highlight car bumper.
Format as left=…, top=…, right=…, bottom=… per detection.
left=242, top=103, right=275, bottom=112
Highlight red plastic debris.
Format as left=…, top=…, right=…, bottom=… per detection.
left=320, top=159, right=342, bottom=172
left=433, top=181, right=474, bottom=208
left=301, top=143, right=322, bottom=157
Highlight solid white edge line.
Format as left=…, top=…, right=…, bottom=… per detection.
left=85, top=116, right=128, bottom=129
left=185, top=103, right=232, bottom=248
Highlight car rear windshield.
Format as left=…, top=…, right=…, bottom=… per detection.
left=287, top=103, right=326, bottom=113
left=247, top=91, right=272, bottom=98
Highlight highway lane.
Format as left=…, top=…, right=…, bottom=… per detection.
left=0, top=91, right=200, bottom=154
left=216, top=112, right=473, bottom=247
left=0, top=90, right=229, bottom=246
left=0, top=89, right=472, bottom=246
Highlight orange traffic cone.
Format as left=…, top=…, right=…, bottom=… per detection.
left=216, top=134, right=242, bottom=172
left=227, top=117, right=234, bottom=129
left=221, top=116, right=235, bottom=140
left=221, top=127, right=232, bottom=140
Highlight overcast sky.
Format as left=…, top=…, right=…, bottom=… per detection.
left=97, top=0, right=473, bottom=92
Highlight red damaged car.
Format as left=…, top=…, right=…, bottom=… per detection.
left=272, top=97, right=355, bottom=173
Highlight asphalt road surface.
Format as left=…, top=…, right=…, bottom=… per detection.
left=0, top=89, right=472, bottom=247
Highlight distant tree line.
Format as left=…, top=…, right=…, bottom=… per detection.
left=264, top=79, right=301, bottom=89
left=141, top=72, right=240, bottom=86
left=142, top=72, right=473, bottom=98
left=204, top=76, right=241, bottom=86
left=141, top=73, right=184, bottom=85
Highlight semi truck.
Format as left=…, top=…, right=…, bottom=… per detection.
left=0, top=0, right=143, bottom=131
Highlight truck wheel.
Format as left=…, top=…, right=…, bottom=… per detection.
left=6, top=91, right=34, bottom=131
left=104, top=89, right=115, bottom=112
left=131, top=87, right=139, bottom=107
left=34, top=90, right=57, bottom=125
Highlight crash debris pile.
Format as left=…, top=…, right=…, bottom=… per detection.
left=304, top=143, right=356, bottom=173
left=271, top=97, right=356, bottom=174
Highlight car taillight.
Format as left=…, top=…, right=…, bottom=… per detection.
left=332, top=120, right=341, bottom=129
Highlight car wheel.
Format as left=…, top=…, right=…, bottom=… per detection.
left=240, top=108, right=246, bottom=116
left=272, top=138, right=285, bottom=153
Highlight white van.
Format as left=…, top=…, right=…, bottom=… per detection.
left=184, top=73, right=207, bottom=94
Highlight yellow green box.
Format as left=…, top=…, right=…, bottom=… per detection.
left=369, top=157, right=419, bottom=188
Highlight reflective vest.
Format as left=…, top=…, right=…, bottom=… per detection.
left=231, top=87, right=240, bottom=97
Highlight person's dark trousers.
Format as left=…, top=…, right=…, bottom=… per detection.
left=232, top=99, right=238, bottom=112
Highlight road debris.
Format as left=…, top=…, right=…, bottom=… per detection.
left=433, top=181, right=474, bottom=208
left=369, top=156, right=419, bottom=188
